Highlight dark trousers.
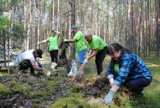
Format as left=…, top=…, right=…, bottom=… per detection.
left=50, top=50, right=58, bottom=63
left=19, top=59, right=34, bottom=73
left=95, top=46, right=107, bottom=75
left=112, top=72, right=152, bottom=93
left=125, top=77, right=152, bottom=93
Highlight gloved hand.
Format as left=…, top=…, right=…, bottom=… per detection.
left=37, top=61, right=43, bottom=68
left=103, top=90, right=115, bottom=104
left=64, top=39, right=69, bottom=43
left=110, top=83, right=114, bottom=87
left=83, top=59, right=88, bottom=64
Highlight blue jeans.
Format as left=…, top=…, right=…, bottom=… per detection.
left=78, top=49, right=87, bottom=64
left=112, top=72, right=152, bottom=93
left=124, top=77, right=152, bottom=93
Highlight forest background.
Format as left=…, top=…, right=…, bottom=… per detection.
left=0, top=0, right=160, bottom=58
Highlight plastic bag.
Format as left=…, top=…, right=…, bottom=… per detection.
left=68, top=60, right=77, bottom=76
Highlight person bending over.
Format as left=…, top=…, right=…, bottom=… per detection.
left=14, top=49, right=43, bottom=74
left=103, top=43, right=152, bottom=104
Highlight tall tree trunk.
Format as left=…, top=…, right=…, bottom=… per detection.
left=70, top=0, right=76, bottom=60
left=155, top=0, right=160, bottom=58
left=137, top=0, right=143, bottom=55
left=29, top=0, right=33, bottom=49
left=107, top=0, right=110, bottom=44
left=147, top=0, right=151, bottom=56
left=26, top=0, right=30, bottom=50
left=57, top=0, right=60, bottom=30
left=113, top=0, right=117, bottom=42
left=131, top=0, right=136, bottom=53
left=102, top=0, right=106, bottom=42
left=51, top=0, right=54, bottom=30
left=125, top=0, right=131, bottom=49
left=24, top=0, right=29, bottom=50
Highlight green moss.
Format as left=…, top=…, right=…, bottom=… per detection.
left=69, top=85, right=80, bottom=93
left=27, top=90, right=43, bottom=99
left=10, top=82, right=32, bottom=94
left=0, top=71, right=8, bottom=74
left=32, top=104, right=40, bottom=107
left=42, top=91, right=53, bottom=100
left=47, top=81, right=59, bottom=87
left=49, top=93, right=99, bottom=108
left=0, top=83, right=11, bottom=94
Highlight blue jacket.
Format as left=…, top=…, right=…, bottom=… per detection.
left=107, top=53, right=152, bottom=86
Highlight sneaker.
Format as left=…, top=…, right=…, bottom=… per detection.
left=134, top=90, right=144, bottom=97
left=139, top=90, right=144, bottom=97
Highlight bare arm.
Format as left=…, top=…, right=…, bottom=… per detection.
left=87, top=49, right=98, bottom=60
left=78, top=49, right=98, bottom=72
left=38, top=39, right=48, bottom=44
left=67, top=38, right=76, bottom=43
left=31, top=61, right=43, bottom=71
left=56, top=31, right=60, bottom=34
left=109, top=78, right=114, bottom=86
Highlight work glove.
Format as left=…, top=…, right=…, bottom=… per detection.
left=83, top=59, right=88, bottom=65
left=103, top=90, right=115, bottom=104
left=64, top=39, right=69, bottom=43
left=37, top=61, right=43, bottom=68
left=110, top=83, right=114, bottom=87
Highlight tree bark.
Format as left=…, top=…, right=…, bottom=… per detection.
left=155, top=0, right=160, bottom=58
left=70, top=0, right=76, bottom=60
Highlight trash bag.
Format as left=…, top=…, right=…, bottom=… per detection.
left=68, top=60, right=77, bottom=76
left=58, top=58, right=67, bottom=65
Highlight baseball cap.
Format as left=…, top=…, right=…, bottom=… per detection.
left=71, top=25, right=77, bottom=30
left=51, top=29, right=56, bottom=33
left=36, top=49, right=43, bottom=58
left=84, top=29, right=93, bottom=36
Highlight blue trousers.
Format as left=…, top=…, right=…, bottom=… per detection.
left=113, top=72, right=152, bottom=93
left=125, top=77, right=152, bottom=93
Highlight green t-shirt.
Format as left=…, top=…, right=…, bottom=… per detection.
left=73, top=31, right=87, bottom=52
left=47, top=34, right=59, bottom=51
left=114, top=64, right=120, bottom=73
left=88, top=35, right=107, bottom=51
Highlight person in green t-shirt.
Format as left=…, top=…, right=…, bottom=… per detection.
left=80, top=29, right=108, bottom=76
left=67, top=25, right=87, bottom=67
left=37, top=29, right=60, bottom=71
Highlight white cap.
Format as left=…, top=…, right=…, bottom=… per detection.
left=84, top=28, right=93, bottom=36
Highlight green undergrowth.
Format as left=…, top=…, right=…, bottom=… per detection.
left=0, top=55, right=160, bottom=107
left=0, top=83, right=11, bottom=94
left=49, top=93, right=99, bottom=108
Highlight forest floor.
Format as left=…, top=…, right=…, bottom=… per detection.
left=0, top=56, right=160, bottom=108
